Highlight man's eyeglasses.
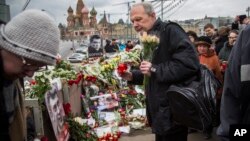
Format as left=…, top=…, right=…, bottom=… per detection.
left=228, top=36, right=237, bottom=39
left=21, top=57, right=47, bottom=72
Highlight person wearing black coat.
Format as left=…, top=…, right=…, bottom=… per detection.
left=121, top=2, right=200, bottom=141
left=217, top=25, right=250, bottom=141
left=104, top=39, right=119, bottom=53
left=214, top=26, right=230, bottom=55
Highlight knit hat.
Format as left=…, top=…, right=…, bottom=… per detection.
left=0, top=9, right=60, bottom=65
left=195, top=36, right=212, bottom=47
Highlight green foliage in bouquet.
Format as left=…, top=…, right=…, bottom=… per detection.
left=67, top=115, right=98, bottom=141
left=119, top=91, right=146, bottom=113
left=55, top=60, right=73, bottom=70
left=51, top=68, right=77, bottom=81
left=52, top=60, right=77, bottom=81
left=122, top=49, right=141, bottom=67
left=29, top=71, right=51, bottom=108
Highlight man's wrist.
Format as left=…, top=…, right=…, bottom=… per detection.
left=150, top=66, right=157, bottom=73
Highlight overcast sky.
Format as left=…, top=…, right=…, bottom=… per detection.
left=6, top=0, right=250, bottom=25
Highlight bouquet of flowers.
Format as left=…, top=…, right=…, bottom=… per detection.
left=140, top=32, right=159, bottom=61
left=140, top=32, right=159, bottom=85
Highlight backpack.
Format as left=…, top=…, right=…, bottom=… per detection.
left=166, top=65, right=221, bottom=132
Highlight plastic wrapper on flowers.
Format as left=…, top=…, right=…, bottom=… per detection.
left=127, top=109, right=147, bottom=130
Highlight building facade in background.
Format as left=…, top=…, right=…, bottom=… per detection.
left=59, top=0, right=137, bottom=42
left=176, top=15, right=234, bottom=36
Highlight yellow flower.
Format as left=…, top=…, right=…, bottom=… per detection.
left=121, top=94, right=127, bottom=98
left=140, top=33, right=159, bottom=45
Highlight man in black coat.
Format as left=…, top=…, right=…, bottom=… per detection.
left=121, top=2, right=200, bottom=141
left=217, top=25, right=250, bottom=141
left=104, top=39, right=119, bottom=53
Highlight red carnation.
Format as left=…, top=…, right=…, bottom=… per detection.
left=117, top=63, right=128, bottom=75
left=63, top=103, right=71, bottom=116
left=30, top=80, right=36, bottom=85
left=41, top=136, right=48, bottom=141
left=68, top=80, right=75, bottom=86
left=91, top=76, right=97, bottom=82
left=86, top=76, right=92, bottom=81
left=128, top=90, right=137, bottom=95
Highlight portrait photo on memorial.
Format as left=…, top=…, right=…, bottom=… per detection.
left=88, top=34, right=104, bottom=58
left=45, top=83, right=70, bottom=141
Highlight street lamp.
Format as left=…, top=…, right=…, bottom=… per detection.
left=22, top=0, right=31, bottom=11
left=113, top=1, right=135, bottom=41
left=71, top=33, right=75, bottom=52
left=247, top=6, right=250, bottom=18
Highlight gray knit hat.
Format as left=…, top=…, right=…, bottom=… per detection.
left=0, top=9, right=60, bottom=65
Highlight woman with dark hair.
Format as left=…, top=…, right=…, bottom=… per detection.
left=214, top=26, right=230, bottom=55
left=186, top=30, right=198, bottom=44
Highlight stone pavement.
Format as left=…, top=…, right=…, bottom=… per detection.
left=120, top=128, right=220, bottom=141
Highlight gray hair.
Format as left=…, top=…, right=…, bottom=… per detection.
left=132, top=2, right=155, bottom=15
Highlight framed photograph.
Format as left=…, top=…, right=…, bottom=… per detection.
left=88, top=34, right=104, bottom=58
left=89, top=94, right=118, bottom=111
left=45, top=82, right=70, bottom=141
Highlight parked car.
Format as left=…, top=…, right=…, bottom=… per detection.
left=80, top=43, right=88, bottom=47
left=75, top=47, right=88, bottom=54
left=67, top=53, right=86, bottom=63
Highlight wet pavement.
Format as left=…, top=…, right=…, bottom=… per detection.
left=120, top=127, right=220, bottom=141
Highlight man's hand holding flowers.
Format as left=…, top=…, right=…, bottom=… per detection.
left=140, top=61, right=152, bottom=77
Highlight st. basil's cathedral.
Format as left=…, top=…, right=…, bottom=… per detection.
left=60, top=0, right=109, bottom=41
left=59, top=0, right=138, bottom=42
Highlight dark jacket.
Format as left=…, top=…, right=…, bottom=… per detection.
left=88, top=47, right=103, bottom=58
left=0, top=52, right=11, bottom=140
left=218, top=41, right=233, bottom=61
left=215, top=35, right=228, bottom=55
left=129, top=19, right=200, bottom=135
left=217, top=25, right=250, bottom=141
left=0, top=53, right=26, bottom=141
left=231, top=22, right=239, bottom=30
left=104, top=44, right=119, bottom=53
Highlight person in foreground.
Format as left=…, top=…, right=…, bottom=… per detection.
left=217, top=25, right=250, bottom=141
left=120, top=2, right=200, bottom=141
left=0, top=9, right=60, bottom=140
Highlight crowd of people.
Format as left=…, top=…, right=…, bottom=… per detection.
left=87, top=34, right=139, bottom=58
left=88, top=35, right=138, bottom=57
left=1, top=1, right=250, bottom=141
left=183, top=11, right=250, bottom=141
left=121, top=2, right=250, bottom=141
